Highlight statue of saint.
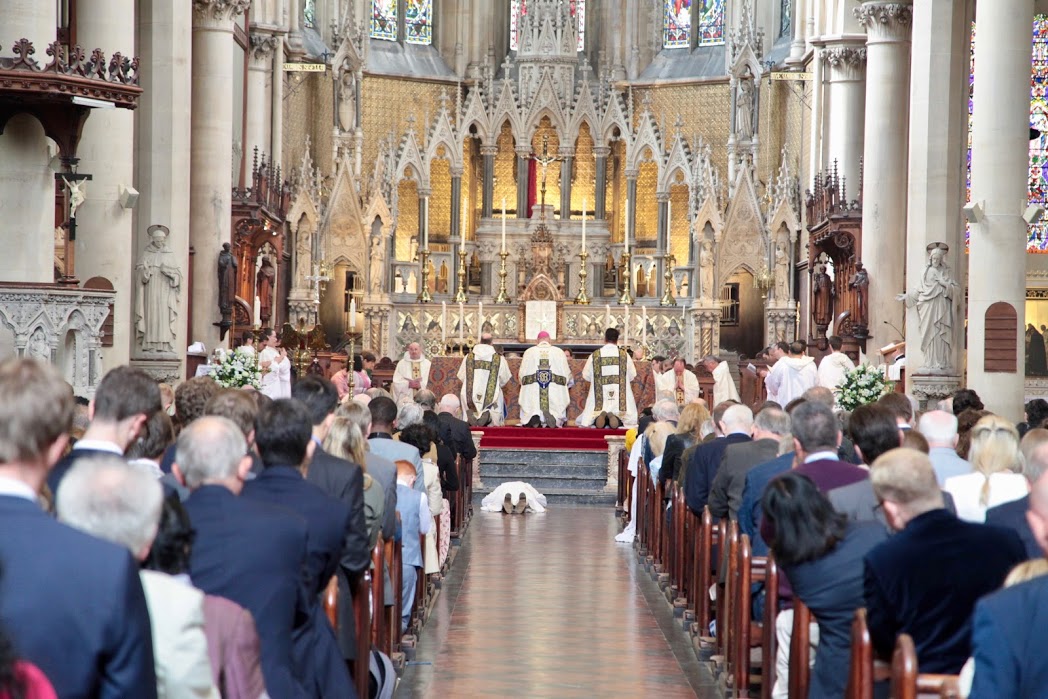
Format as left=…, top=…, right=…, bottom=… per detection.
left=699, top=241, right=715, bottom=300
left=257, top=255, right=276, bottom=325
left=849, top=261, right=870, bottom=327
left=217, top=243, right=237, bottom=317
left=736, top=69, right=754, bottom=139
left=773, top=241, right=790, bottom=303
left=812, top=262, right=834, bottom=326
left=336, top=59, right=357, bottom=133
left=135, top=225, right=182, bottom=353
left=897, top=243, right=958, bottom=371
left=370, top=237, right=386, bottom=294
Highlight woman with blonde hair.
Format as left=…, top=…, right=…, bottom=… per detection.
left=659, top=402, right=711, bottom=491
left=645, top=421, right=677, bottom=484
left=324, top=416, right=385, bottom=548
left=944, top=414, right=1028, bottom=522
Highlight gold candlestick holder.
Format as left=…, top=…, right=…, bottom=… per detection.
left=660, top=254, right=677, bottom=307
left=454, top=247, right=469, bottom=303
left=618, top=250, right=634, bottom=305
left=574, top=250, right=591, bottom=305
left=417, top=248, right=433, bottom=302
left=494, top=250, right=511, bottom=304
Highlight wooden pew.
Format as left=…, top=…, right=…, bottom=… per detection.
left=846, top=608, right=874, bottom=699
left=788, top=600, right=812, bottom=699
left=370, top=537, right=387, bottom=655
left=891, top=634, right=961, bottom=699
left=353, top=570, right=372, bottom=699
left=717, top=519, right=738, bottom=665
left=323, top=575, right=339, bottom=629
left=670, top=484, right=687, bottom=604
left=386, top=536, right=402, bottom=654
left=617, top=445, right=630, bottom=512
left=693, top=507, right=717, bottom=642
left=731, top=535, right=777, bottom=699
left=635, top=460, right=651, bottom=555
left=761, top=552, right=780, bottom=699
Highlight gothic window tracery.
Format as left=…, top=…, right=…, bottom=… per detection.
left=371, top=0, right=398, bottom=41
left=370, top=0, right=433, bottom=45
left=696, top=0, right=726, bottom=46
left=663, top=0, right=724, bottom=49
left=510, top=0, right=586, bottom=52
left=663, top=0, right=692, bottom=48
left=405, top=0, right=433, bottom=45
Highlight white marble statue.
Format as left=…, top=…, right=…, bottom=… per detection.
left=774, top=241, right=790, bottom=303
left=736, top=71, right=754, bottom=139
left=897, top=242, right=959, bottom=371
left=370, top=236, right=386, bottom=294
left=135, top=225, right=182, bottom=353
left=699, top=240, right=715, bottom=300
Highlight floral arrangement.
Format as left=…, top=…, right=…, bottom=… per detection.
left=835, top=364, right=894, bottom=412
left=211, top=347, right=261, bottom=390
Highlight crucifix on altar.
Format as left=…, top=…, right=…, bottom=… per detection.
left=531, top=135, right=562, bottom=221
left=305, top=260, right=330, bottom=325
left=55, top=167, right=93, bottom=283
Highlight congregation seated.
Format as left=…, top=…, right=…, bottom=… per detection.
left=684, top=402, right=753, bottom=515
left=708, top=405, right=791, bottom=522
left=325, top=415, right=387, bottom=549
left=984, top=429, right=1048, bottom=559
left=919, top=410, right=972, bottom=485
left=394, top=460, right=431, bottom=633
left=943, top=414, right=1028, bottom=522
left=333, top=400, right=398, bottom=546
left=658, top=402, right=709, bottom=492
left=367, top=396, right=424, bottom=491
left=398, top=424, right=445, bottom=577
left=435, top=394, right=477, bottom=464
left=790, top=401, right=869, bottom=492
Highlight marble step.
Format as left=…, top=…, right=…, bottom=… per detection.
left=480, top=473, right=608, bottom=491
left=473, top=488, right=617, bottom=506
left=480, top=459, right=607, bottom=480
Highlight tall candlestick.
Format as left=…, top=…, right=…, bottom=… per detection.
left=501, top=198, right=507, bottom=253
left=423, top=196, right=429, bottom=249
left=349, top=298, right=356, bottom=332
left=581, top=197, right=587, bottom=252
left=624, top=197, right=630, bottom=254
left=441, top=301, right=448, bottom=347
left=642, top=305, right=647, bottom=347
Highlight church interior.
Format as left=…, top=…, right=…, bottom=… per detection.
left=6, top=0, right=1048, bottom=696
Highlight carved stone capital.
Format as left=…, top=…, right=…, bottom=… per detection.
left=821, top=46, right=868, bottom=70
left=249, top=32, right=280, bottom=62
left=909, top=373, right=962, bottom=408
left=593, top=146, right=612, bottom=159
left=480, top=145, right=500, bottom=157
left=193, top=0, right=251, bottom=26
left=855, top=2, right=913, bottom=38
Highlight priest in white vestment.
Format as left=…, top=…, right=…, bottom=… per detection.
left=656, top=358, right=701, bottom=407
left=392, top=342, right=432, bottom=403
left=817, top=335, right=856, bottom=394
left=456, top=334, right=512, bottom=426
left=518, top=331, right=574, bottom=427
left=701, top=356, right=741, bottom=407
left=258, top=327, right=291, bottom=399
left=577, top=328, right=638, bottom=429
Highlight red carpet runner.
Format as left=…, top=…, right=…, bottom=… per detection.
left=471, top=426, right=628, bottom=451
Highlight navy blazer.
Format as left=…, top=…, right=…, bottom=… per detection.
left=437, top=411, right=477, bottom=463
left=863, top=508, right=1026, bottom=674
left=985, top=494, right=1041, bottom=560
left=47, top=445, right=124, bottom=493
left=0, top=495, right=157, bottom=699
left=969, top=575, right=1048, bottom=698
left=684, top=433, right=751, bottom=515
left=185, top=485, right=309, bottom=699
left=739, top=452, right=794, bottom=556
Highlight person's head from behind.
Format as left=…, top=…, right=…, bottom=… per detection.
left=848, top=404, right=902, bottom=465
left=290, top=374, right=340, bottom=438
left=204, top=389, right=258, bottom=445
left=399, top=423, right=435, bottom=458
left=917, top=410, right=959, bottom=450
left=0, top=359, right=74, bottom=479
left=365, top=387, right=392, bottom=400
left=801, top=386, right=835, bottom=409
left=90, top=366, right=162, bottom=446
left=175, top=376, right=220, bottom=428
left=158, top=383, right=175, bottom=413
left=952, top=388, right=984, bottom=416
left=605, top=327, right=620, bottom=345
left=788, top=341, right=805, bottom=357
left=1027, top=399, right=1048, bottom=430
left=719, top=403, right=754, bottom=436
left=369, top=396, right=398, bottom=432
left=174, top=416, right=251, bottom=494
left=1021, top=428, right=1048, bottom=483
left=56, top=455, right=164, bottom=561
left=415, top=389, right=437, bottom=411
left=901, top=430, right=929, bottom=453
left=125, top=409, right=175, bottom=462
left=752, top=406, right=791, bottom=442
left=646, top=421, right=675, bottom=458
left=143, top=493, right=196, bottom=575
left=828, top=335, right=844, bottom=352
left=652, top=399, right=680, bottom=424
left=701, top=355, right=719, bottom=373
left=870, top=448, right=944, bottom=532
left=1024, top=445, right=1048, bottom=556
left=968, top=415, right=1022, bottom=480
left=677, top=402, right=711, bottom=438
left=397, top=402, right=425, bottom=430
left=877, top=392, right=914, bottom=428
left=438, top=393, right=461, bottom=416
left=760, top=472, right=847, bottom=567
left=395, top=459, right=417, bottom=487
left=710, top=400, right=739, bottom=436
left=325, top=416, right=367, bottom=466
left=790, top=401, right=841, bottom=457
left=255, top=399, right=314, bottom=470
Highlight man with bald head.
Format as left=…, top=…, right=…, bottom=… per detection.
left=918, top=410, right=970, bottom=485
left=684, top=402, right=754, bottom=515
left=457, top=332, right=512, bottom=426
left=392, top=341, right=431, bottom=404
left=436, top=394, right=477, bottom=462
left=519, top=330, right=573, bottom=427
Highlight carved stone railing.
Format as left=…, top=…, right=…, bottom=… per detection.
left=0, top=283, right=115, bottom=397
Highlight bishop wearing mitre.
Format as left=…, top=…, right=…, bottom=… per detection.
left=577, top=328, right=638, bottom=429
left=656, top=357, right=701, bottom=407
left=701, top=355, right=741, bottom=406
left=392, top=342, right=431, bottom=403
left=457, top=333, right=512, bottom=426
left=519, top=331, right=573, bottom=427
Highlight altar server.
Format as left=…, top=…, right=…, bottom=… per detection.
left=701, top=355, right=741, bottom=407
left=392, top=342, right=431, bottom=404
left=457, top=333, right=512, bottom=426
left=657, top=357, right=701, bottom=407
left=519, top=331, right=573, bottom=427
left=577, top=328, right=638, bottom=429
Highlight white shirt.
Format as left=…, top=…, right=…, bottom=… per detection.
left=0, top=475, right=39, bottom=502
left=72, top=439, right=124, bottom=455
left=943, top=472, right=1029, bottom=523
left=804, top=450, right=839, bottom=463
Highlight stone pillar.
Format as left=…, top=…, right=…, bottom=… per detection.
left=287, top=0, right=304, bottom=57
left=418, top=193, right=429, bottom=244
left=190, top=0, right=250, bottom=350
left=516, top=148, right=531, bottom=218
left=7, top=0, right=56, bottom=53
left=904, top=0, right=969, bottom=404
left=271, top=36, right=285, bottom=171
left=247, top=32, right=279, bottom=162
left=821, top=38, right=867, bottom=196
left=480, top=145, right=497, bottom=218
left=0, top=114, right=52, bottom=283
left=625, top=175, right=638, bottom=249
left=559, top=151, right=573, bottom=220
left=75, top=0, right=136, bottom=367
left=450, top=171, right=462, bottom=240
left=787, top=0, right=807, bottom=66
left=131, top=0, right=193, bottom=381
left=968, top=0, right=1033, bottom=421
left=808, top=39, right=827, bottom=179
left=858, top=2, right=912, bottom=359
left=655, top=193, right=669, bottom=298
left=594, top=146, right=610, bottom=220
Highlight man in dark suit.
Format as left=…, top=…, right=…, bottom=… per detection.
left=791, top=401, right=868, bottom=492
left=245, top=399, right=355, bottom=696
left=969, top=464, right=1048, bottom=695
left=739, top=451, right=794, bottom=555
left=47, top=365, right=161, bottom=492
left=0, top=359, right=157, bottom=698
left=176, top=415, right=310, bottom=698
left=685, top=402, right=753, bottom=515
left=983, top=438, right=1048, bottom=559
left=291, top=376, right=370, bottom=664
left=708, top=406, right=791, bottom=521
left=864, top=448, right=1026, bottom=674
left=436, top=393, right=477, bottom=463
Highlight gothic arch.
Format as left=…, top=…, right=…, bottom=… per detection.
left=491, top=80, right=525, bottom=146
left=660, top=133, right=693, bottom=194
left=394, top=130, right=428, bottom=191
left=627, top=111, right=664, bottom=173
left=425, top=108, right=463, bottom=171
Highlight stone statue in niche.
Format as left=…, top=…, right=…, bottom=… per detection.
left=736, top=67, right=755, bottom=139
left=370, top=236, right=386, bottom=294
left=409, top=235, right=419, bottom=262
left=295, top=219, right=312, bottom=288
left=257, top=255, right=276, bottom=325
left=849, top=260, right=870, bottom=328
left=699, top=241, right=715, bottom=300
left=773, top=241, right=790, bottom=303
left=135, top=225, right=182, bottom=353
left=217, top=243, right=238, bottom=321
left=336, top=59, right=357, bottom=133
left=812, top=262, right=834, bottom=327
left=897, top=243, right=959, bottom=371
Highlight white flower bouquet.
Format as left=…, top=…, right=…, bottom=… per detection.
left=212, top=348, right=262, bottom=390
left=835, top=364, right=894, bottom=411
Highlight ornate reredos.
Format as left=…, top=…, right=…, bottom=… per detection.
left=717, top=166, right=769, bottom=289
left=321, top=157, right=366, bottom=276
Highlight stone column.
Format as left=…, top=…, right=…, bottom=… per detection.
left=516, top=148, right=531, bottom=218
left=903, top=0, right=969, bottom=404
left=190, top=0, right=250, bottom=350
left=271, top=35, right=285, bottom=171
left=8, top=1, right=56, bottom=53
left=820, top=38, right=867, bottom=196
left=247, top=32, right=279, bottom=162
left=787, top=0, right=807, bottom=66
left=594, top=145, right=610, bottom=220
left=625, top=175, right=638, bottom=249
left=130, top=0, right=193, bottom=381
left=450, top=170, right=462, bottom=240
left=480, top=145, right=497, bottom=218
left=968, top=0, right=1034, bottom=421
left=559, top=150, right=573, bottom=220
left=808, top=39, right=827, bottom=179
left=858, top=2, right=912, bottom=358
left=75, top=0, right=136, bottom=367
left=286, top=0, right=304, bottom=57
left=655, top=193, right=669, bottom=298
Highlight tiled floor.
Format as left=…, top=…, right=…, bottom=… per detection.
left=396, top=506, right=722, bottom=698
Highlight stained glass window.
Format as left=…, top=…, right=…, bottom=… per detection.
left=370, top=0, right=398, bottom=42
left=780, top=0, right=792, bottom=39
left=697, top=0, right=726, bottom=46
left=968, top=16, right=1048, bottom=251
left=511, top=0, right=586, bottom=52
left=664, top=0, right=692, bottom=48
left=405, top=0, right=433, bottom=45
left=304, top=0, right=316, bottom=29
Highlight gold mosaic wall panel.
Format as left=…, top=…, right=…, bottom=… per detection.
left=463, top=138, right=477, bottom=240
left=633, top=83, right=731, bottom=183
left=609, top=139, right=626, bottom=243
left=532, top=117, right=561, bottom=215
left=396, top=178, right=419, bottom=260
left=493, top=121, right=517, bottom=215
left=282, top=71, right=335, bottom=177
left=669, top=182, right=690, bottom=264
left=636, top=160, right=659, bottom=244
left=570, top=122, right=597, bottom=217
left=429, top=156, right=452, bottom=243
left=360, top=76, right=451, bottom=179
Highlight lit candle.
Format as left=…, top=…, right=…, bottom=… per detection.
left=349, top=298, right=356, bottom=332
left=642, top=305, right=647, bottom=347
left=624, top=197, right=631, bottom=254
left=581, top=196, right=587, bottom=252
left=501, top=198, right=507, bottom=253
left=604, top=303, right=611, bottom=329
left=441, top=301, right=448, bottom=347
left=423, top=196, right=429, bottom=249
left=458, top=300, right=464, bottom=344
